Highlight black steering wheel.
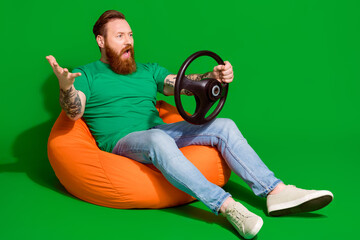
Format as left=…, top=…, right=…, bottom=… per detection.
left=174, top=50, right=229, bottom=125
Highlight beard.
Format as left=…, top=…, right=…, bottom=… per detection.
left=105, top=43, right=136, bottom=75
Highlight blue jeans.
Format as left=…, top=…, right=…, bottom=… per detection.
left=112, top=118, right=282, bottom=214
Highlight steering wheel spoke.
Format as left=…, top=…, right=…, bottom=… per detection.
left=194, top=100, right=215, bottom=121
left=194, top=95, right=201, bottom=114
left=180, top=77, right=206, bottom=98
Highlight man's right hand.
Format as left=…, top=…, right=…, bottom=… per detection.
left=45, top=55, right=86, bottom=121
left=46, top=55, right=81, bottom=89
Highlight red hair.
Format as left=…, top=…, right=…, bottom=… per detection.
left=93, top=10, right=126, bottom=38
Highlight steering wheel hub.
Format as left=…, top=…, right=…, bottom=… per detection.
left=207, top=80, right=222, bottom=101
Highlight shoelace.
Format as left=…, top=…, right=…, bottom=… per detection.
left=226, top=204, right=252, bottom=230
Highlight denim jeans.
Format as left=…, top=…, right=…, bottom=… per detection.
left=112, top=118, right=282, bottom=214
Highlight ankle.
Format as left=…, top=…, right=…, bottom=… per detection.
left=220, top=197, right=235, bottom=214
left=268, top=182, right=286, bottom=195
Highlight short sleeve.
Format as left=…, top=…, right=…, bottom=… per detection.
left=73, top=67, right=91, bottom=102
left=148, top=63, right=172, bottom=94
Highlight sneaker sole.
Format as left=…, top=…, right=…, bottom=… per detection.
left=268, top=190, right=333, bottom=217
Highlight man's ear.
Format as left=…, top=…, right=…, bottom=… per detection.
left=96, top=35, right=105, bottom=48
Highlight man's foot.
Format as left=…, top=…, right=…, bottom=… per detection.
left=222, top=202, right=263, bottom=239
left=267, top=185, right=333, bottom=217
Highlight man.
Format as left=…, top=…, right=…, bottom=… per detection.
left=46, top=10, right=333, bottom=239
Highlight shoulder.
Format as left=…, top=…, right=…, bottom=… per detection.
left=73, top=60, right=102, bottom=73
left=73, top=60, right=109, bottom=81
left=137, top=62, right=169, bottom=73
left=136, top=62, right=155, bottom=71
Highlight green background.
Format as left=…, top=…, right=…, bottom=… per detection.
left=1, top=0, right=359, bottom=239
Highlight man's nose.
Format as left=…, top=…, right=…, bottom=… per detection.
left=124, top=35, right=132, bottom=45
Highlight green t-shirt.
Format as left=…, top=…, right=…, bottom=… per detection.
left=72, top=60, right=172, bottom=153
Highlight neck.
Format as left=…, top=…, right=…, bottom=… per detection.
left=100, top=50, right=109, bottom=64
left=100, top=55, right=109, bottom=64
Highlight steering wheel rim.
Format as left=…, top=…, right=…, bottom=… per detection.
left=175, top=50, right=229, bottom=125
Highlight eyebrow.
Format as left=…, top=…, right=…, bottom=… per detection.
left=116, top=31, right=133, bottom=34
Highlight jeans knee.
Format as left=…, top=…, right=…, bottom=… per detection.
left=144, top=129, right=175, bottom=162
left=216, top=118, right=236, bottom=126
left=146, top=129, right=173, bottom=146
left=213, top=118, right=237, bottom=131
left=212, top=118, right=245, bottom=140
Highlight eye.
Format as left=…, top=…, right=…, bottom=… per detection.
left=129, top=33, right=133, bottom=38
left=117, top=34, right=122, bottom=38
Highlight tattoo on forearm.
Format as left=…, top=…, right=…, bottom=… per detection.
left=186, top=72, right=214, bottom=81
left=165, top=76, right=176, bottom=89
left=59, top=86, right=82, bottom=118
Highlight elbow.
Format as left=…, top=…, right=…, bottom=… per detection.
left=163, top=89, right=173, bottom=96
left=65, top=112, right=84, bottom=121
left=61, top=103, right=85, bottom=121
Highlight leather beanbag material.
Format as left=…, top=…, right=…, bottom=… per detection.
left=47, top=100, right=231, bottom=209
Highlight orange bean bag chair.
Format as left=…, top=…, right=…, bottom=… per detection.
left=47, top=100, right=231, bottom=209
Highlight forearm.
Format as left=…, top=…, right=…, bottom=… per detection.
left=186, top=72, right=215, bottom=82
left=59, top=85, right=83, bottom=120
left=163, top=72, right=214, bottom=96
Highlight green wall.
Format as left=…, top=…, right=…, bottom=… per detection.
left=1, top=0, right=359, bottom=239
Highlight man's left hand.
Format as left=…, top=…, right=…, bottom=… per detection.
left=213, top=61, right=234, bottom=83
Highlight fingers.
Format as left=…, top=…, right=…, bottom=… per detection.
left=213, top=65, right=225, bottom=72
left=68, top=72, right=82, bottom=79
left=46, top=55, right=81, bottom=79
left=46, top=55, right=57, bottom=67
left=62, top=68, right=69, bottom=76
left=222, top=68, right=233, bottom=76
left=45, top=55, right=54, bottom=63
left=214, top=61, right=233, bottom=83
left=62, top=68, right=81, bottom=79
left=221, top=75, right=233, bottom=83
left=214, top=61, right=232, bottom=72
left=46, top=55, right=63, bottom=74
left=223, top=61, right=232, bottom=71
left=71, top=72, right=82, bottom=78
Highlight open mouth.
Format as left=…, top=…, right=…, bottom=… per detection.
left=122, top=48, right=131, bottom=59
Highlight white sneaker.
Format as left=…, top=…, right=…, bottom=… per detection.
left=267, top=185, right=333, bottom=216
left=223, top=202, right=263, bottom=239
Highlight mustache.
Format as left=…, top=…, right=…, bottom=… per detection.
left=120, top=45, right=134, bottom=55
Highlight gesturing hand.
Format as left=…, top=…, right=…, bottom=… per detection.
left=46, top=55, right=81, bottom=89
